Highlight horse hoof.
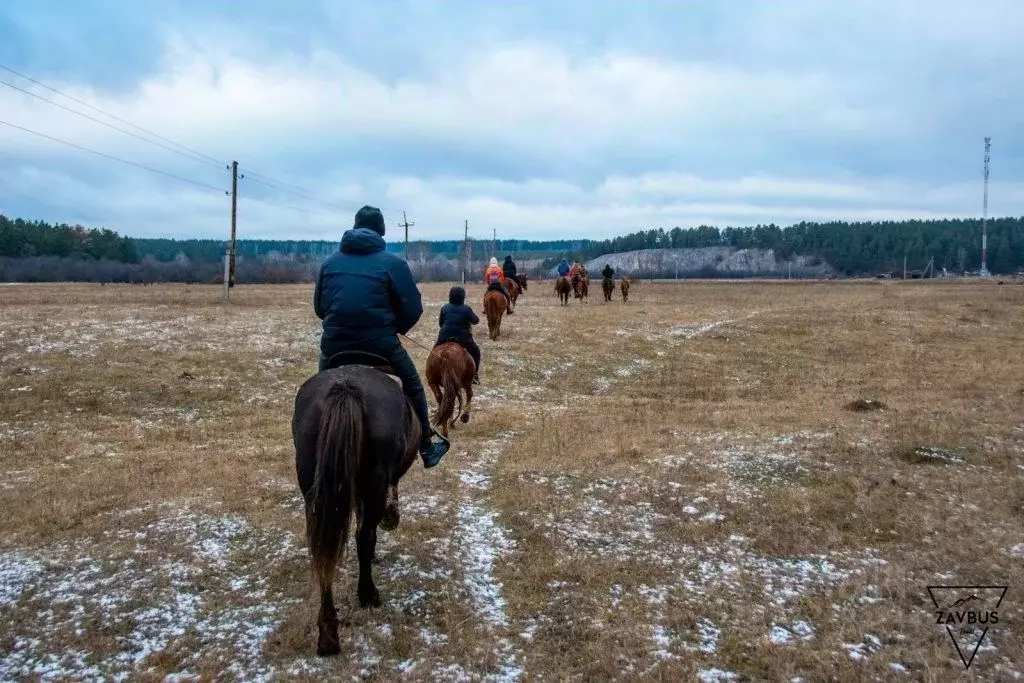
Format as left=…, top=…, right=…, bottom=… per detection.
left=359, top=588, right=382, bottom=608
left=317, top=641, right=341, bottom=657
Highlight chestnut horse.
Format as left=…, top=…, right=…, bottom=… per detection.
left=555, top=276, right=572, bottom=305
left=621, top=277, right=631, bottom=302
left=503, top=277, right=521, bottom=309
left=602, top=276, right=615, bottom=302
left=484, top=288, right=506, bottom=339
left=292, top=353, right=419, bottom=656
left=517, top=274, right=528, bottom=292
left=425, top=342, right=474, bottom=437
left=579, top=274, right=590, bottom=302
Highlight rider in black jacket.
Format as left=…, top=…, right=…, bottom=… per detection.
left=435, top=286, right=482, bottom=384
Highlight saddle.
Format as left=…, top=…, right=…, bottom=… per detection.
left=326, top=350, right=398, bottom=377
left=486, top=281, right=506, bottom=293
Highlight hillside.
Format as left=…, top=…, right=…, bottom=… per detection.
left=577, top=247, right=835, bottom=279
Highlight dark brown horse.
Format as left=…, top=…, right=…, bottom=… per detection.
left=555, top=276, right=572, bottom=305
left=516, top=274, right=528, bottom=292
left=602, top=276, right=615, bottom=301
left=292, top=354, right=420, bottom=657
left=484, top=288, right=506, bottom=339
left=620, top=277, right=631, bottom=302
left=426, top=342, right=474, bottom=437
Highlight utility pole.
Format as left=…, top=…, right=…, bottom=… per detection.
left=492, top=226, right=497, bottom=261
left=903, top=254, right=907, bottom=280
left=229, top=161, right=239, bottom=289
left=980, top=136, right=991, bottom=277
left=399, top=210, right=414, bottom=261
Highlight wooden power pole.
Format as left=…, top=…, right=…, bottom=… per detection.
left=399, top=210, right=414, bottom=261
left=228, top=160, right=239, bottom=289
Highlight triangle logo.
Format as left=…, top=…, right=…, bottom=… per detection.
left=927, top=585, right=1008, bottom=670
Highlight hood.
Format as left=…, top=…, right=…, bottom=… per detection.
left=340, top=227, right=387, bottom=255
left=448, top=286, right=466, bottom=305
left=489, top=257, right=498, bottom=266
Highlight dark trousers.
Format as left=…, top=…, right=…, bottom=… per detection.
left=319, top=337, right=432, bottom=447
left=436, top=335, right=481, bottom=374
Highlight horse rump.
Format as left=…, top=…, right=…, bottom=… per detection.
left=483, top=290, right=506, bottom=339
left=426, top=342, right=474, bottom=436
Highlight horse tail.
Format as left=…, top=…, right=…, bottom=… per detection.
left=307, top=382, right=363, bottom=591
left=435, top=359, right=465, bottom=431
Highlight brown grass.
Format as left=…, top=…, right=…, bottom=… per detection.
left=1, top=279, right=1022, bottom=681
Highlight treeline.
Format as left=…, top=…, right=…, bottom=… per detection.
left=562, top=218, right=1024, bottom=275
left=0, top=255, right=318, bottom=284
left=0, top=216, right=139, bottom=262
left=4, top=213, right=1023, bottom=282
left=133, top=237, right=592, bottom=263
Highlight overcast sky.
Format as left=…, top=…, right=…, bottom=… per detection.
left=1, top=0, right=1022, bottom=241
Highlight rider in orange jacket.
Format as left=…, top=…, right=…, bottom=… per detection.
left=483, top=257, right=514, bottom=314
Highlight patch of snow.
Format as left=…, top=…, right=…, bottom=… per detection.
left=0, top=503, right=303, bottom=682
left=698, top=668, right=739, bottom=682
left=842, top=634, right=883, bottom=661
left=697, top=618, right=721, bottom=654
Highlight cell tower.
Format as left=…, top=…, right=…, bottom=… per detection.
left=980, top=136, right=991, bottom=277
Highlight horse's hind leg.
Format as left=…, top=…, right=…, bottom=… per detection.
left=308, top=518, right=342, bottom=656
left=462, top=383, right=473, bottom=424
left=356, top=492, right=385, bottom=608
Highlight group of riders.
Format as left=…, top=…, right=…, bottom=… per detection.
left=555, top=257, right=615, bottom=296
left=313, top=205, right=616, bottom=472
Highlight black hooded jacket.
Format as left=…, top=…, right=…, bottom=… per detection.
left=313, top=227, right=423, bottom=356
left=437, top=286, right=479, bottom=343
left=503, top=257, right=517, bottom=279
left=602, top=264, right=615, bottom=279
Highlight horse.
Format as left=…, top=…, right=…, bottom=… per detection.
left=602, top=277, right=615, bottom=302
left=425, top=342, right=475, bottom=437
left=579, top=275, right=590, bottom=302
left=292, top=351, right=420, bottom=657
left=555, top=276, right=572, bottom=305
left=621, top=277, right=631, bottom=302
left=503, top=277, right=521, bottom=309
left=517, top=274, right=528, bottom=292
left=483, top=288, right=506, bottom=339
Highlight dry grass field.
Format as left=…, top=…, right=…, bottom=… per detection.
left=1, top=278, right=1023, bottom=681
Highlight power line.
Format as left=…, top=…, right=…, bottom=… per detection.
left=240, top=193, right=346, bottom=219
left=0, top=76, right=226, bottom=170
left=0, top=62, right=227, bottom=167
left=0, top=118, right=229, bottom=194
left=240, top=168, right=356, bottom=213
left=2, top=63, right=358, bottom=218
